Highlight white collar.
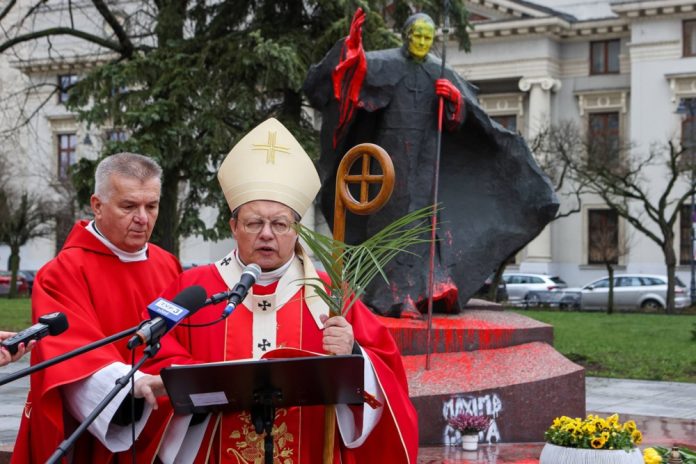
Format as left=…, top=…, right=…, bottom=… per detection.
left=86, top=220, right=149, bottom=262
left=234, top=250, right=295, bottom=286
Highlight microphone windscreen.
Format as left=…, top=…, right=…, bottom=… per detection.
left=244, top=263, right=262, bottom=280
left=172, top=285, right=208, bottom=315
left=39, top=312, right=69, bottom=336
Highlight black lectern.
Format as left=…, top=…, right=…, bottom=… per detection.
left=161, top=354, right=364, bottom=463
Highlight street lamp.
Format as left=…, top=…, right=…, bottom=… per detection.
left=676, top=97, right=696, bottom=304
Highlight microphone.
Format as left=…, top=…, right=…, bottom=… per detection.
left=205, top=263, right=261, bottom=319
left=1, top=312, right=69, bottom=355
left=127, top=285, right=207, bottom=349
left=221, top=263, right=261, bottom=317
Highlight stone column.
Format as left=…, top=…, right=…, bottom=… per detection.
left=517, top=77, right=561, bottom=268
left=518, top=77, right=561, bottom=140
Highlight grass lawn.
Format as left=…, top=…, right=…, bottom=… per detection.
left=514, top=309, right=696, bottom=383
left=0, top=297, right=32, bottom=332
left=3, top=297, right=696, bottom=382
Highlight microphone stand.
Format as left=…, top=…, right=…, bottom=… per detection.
left=45, top=342, right=161, bottom=464
left=0, top=326, right=138, bottom=387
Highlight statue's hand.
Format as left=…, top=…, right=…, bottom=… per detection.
left=345, top=7, right=366, bottom=54
left=435, top=78, right=461, bottom=104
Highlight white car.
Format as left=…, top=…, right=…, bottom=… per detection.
left=573, top=274, right=690, bottom=311
left=501, top=273, right=568, bottom=304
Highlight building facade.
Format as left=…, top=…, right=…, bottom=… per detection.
left=453, top=0, right=696, bottom=288
left=2, top=0, right=696, bottom=293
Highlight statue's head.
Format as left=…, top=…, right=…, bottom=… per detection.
left=402, top=13, right=435, bottom=60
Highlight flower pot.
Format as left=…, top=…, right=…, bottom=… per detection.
left=460, top=434, right=479, bottom=451
left=539, top=443, right=644, bottom=464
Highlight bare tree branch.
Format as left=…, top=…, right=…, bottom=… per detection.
left=91, top=0, right=135, bottom=58
left=0, top=27, right=124, bottom=55
left=0, top=0, right=17, bottom=23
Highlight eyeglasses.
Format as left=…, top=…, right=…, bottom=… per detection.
left=239, top=218, right=295, bottom=235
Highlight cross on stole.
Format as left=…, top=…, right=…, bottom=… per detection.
left=258, top=300, right=271, bottom=311
left=252, top=131, right=290, bottom=164
left=258, top=339, right=271, bottom=351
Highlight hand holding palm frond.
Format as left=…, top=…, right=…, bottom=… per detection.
left=296, top=206, right=436, bottom=316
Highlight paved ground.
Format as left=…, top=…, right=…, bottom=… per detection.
left=0, top=357, right=29, bottom=446
left=585, top=376, right=696, bottom=420
left=2, top=357, right=696, bottom=462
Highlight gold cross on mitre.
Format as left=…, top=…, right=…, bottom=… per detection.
left=252, top=131, right=290, bottom=164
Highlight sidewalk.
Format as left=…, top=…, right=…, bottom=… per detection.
left=0, top=357, right=29, bottom=447
left=2, top=357, right=696, bottom=460
left=586, top=376, right=696, bottom=420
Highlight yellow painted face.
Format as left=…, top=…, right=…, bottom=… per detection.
left=407, top=19, right=435, bottom=60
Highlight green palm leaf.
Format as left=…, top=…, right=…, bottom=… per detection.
left=296, top=205, right=436, bottom=316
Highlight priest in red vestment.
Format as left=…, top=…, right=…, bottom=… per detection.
left=11, top=153, right=181, bottom=464
left=137, top=118, right=419, bottom=463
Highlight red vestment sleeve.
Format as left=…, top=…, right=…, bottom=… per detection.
left=344, top=298, right=420, bottom=463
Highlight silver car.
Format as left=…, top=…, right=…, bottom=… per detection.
left=576, top=274, right=690, bottom=311
left=501, top=273, right=568, bottom=303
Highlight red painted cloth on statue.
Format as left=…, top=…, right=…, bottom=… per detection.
left=11, top=220, right=181, bottom=464
left=144, top=261, right=418, bottom=463
left=331, top=7, right=367, bottom=147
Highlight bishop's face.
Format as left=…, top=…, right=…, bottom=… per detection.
left=407, top=20, right=435, bottom=60
left=230, top=200, right=298, bottom=272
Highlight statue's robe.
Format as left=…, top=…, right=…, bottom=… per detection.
left=303, top=41, right=558, bottom=317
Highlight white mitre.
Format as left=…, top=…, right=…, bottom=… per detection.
left=218, top=117, right=320, bottom=217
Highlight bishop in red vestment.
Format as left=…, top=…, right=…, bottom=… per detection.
left=137, top=118, right=418, bottom=463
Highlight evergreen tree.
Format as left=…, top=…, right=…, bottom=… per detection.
left=1, top=0, right=471, bottom=254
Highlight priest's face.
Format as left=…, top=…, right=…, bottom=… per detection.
left=230, top=200, right=298, bottom=272
left=90, top=174, right=161, bottom=253
left=407, top=20, right=435, bottom=60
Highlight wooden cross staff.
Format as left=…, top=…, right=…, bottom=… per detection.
left=323, top=142, right=394, bottom=464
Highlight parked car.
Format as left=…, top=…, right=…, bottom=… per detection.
left=0, top=270, right=29, bottom=296
left=501, top=273, right=568, bottom=304
left=17, top=270, right=36, bottom=295
left=524, top=289, right=581, bottom=309
left=570, top=274, right=689, bottom=311
left=473, top=274, right=508, bottom=302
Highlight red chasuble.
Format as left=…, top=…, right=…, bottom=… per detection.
left=145, top=254, right=419, bottom=463
left=11, top=220, right=181, bottom=464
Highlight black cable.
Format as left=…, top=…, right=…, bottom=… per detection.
left=179, top=316, right=226, bottom=328
left=131, top=349, right=136, bottom=464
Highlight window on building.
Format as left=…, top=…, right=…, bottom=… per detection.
left=588, top=209, right=619, bottom=265
left=491, top=115, right=517, bottom=133
left=680, top=204, right=695, bottom=264
left=105, top=129, right=128, bottom=142
left=590, top=40, right=620, bottom=74
left=57, top=133, right=77, bottom=180
left=681, top=98, right=696, bottom=160
left=588, top=112, right=620, bottom=164
left=57, top=74, right=79, bottom=104
left=684, top=20, right=696, bottom=57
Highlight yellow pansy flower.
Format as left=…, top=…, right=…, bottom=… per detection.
left=591, top=436, right=607, bottom=449
left=631, top=430, right=643, bottom=445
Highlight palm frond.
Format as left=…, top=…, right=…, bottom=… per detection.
left=296, top=205, right=437, bottom=316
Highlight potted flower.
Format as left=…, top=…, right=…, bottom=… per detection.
left=540, top=414, right=643, bottom=463
left=447, top=413, right=491, bottom=451
left=643, top=445, right=696, bottom=463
